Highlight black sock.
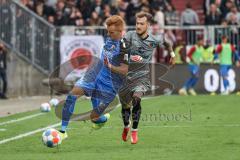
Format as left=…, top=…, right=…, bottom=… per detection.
left=132, top=97, right=142, bottom=130
left=121, top=108, right=131, bottom=127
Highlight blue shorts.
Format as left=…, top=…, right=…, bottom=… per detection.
left=188, top=64, right=200, bottom=76
left=220, top=65, right=231, bottom=77
left=75, top=78, right=116, bottom=113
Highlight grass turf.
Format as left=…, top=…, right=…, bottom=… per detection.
left=0, top=95, right=240, bottom=160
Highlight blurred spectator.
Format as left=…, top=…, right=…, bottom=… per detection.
left=88, top=11, right=102, bottom=26
left=76, top=0, right=92, bottom=20
left=152, top=6, right=165, bottom=28
left=91, top=0, right=104, bottom=17
left=67, top=7, right=83, bottom=25
left=125, top=0, right=142, bottom=25
left=45, top=0, right=58, bottom=8
left=181, top=3, right=199, bottom=44
left=226, top=6, right=240, bottom=24
left=165, top=3, right=179, bottom=26
left=55, top=10, right=66, bottom=26
left=220, top=0, right=234, bottom=18
left=47, top=15, right=55, bottom=25
left=150, top=0, right=168, bottom=11
left=180, top=2, right=199, bottom=26
left=25, top=0, right=35, bottom=11
left=117, top=0, right=129, bottom=12
left=53, top=0, right=70, bottom=25
left=215, top=19, right=230, bottom=43
left=0, top=0, right=11, bottom=43
left=118, top=11, right=126, bottom=21
left=205, top=4, right=222, bottom=25
left=19, top=0, right=240, bottom=29
left=0, top=43, right=7, bottom=99
left=236, top=0, right=240, bottom=9
left=34, top=1, right=55, bottom=18
left=20, top=0, right=29, bottom=6
left=228, top=14, right=239, bottom=25
left=102, top=4, right=112, bottom=21
left=66, top=0, right=76, bottom=8
left=75, top=18, right=85, bottom=26
left=141, top=5, right=151, bottom=13
left=204, top=0, right=221, bottom=14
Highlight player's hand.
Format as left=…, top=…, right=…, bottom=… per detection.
left=169, top=56, right=176, bottom=68
left=104, top=56, right=112, bottom=68
left=130, top=55, right=143, bottom=62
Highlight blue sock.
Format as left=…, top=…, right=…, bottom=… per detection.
left=223, top=78, right=229, bottom=90
left=92, top=115, right=107, bottom=124
left=184, top=77, right=193, bottom=90
left=190, top=77, right=199, bottom=88
left=61, top=94, right=77, bottom=132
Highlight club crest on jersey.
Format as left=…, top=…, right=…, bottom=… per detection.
left=149, top=42, right=158, bottom=48
left=110, top=45, right=116, bottom=50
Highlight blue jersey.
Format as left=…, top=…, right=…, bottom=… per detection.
left=75, top=37, right=128, bottom=111
left=98, top=37, right=126, bottom=92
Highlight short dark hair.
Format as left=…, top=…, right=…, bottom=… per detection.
left=186, top=2, right=192, bottom=9
left=221, top=35, right=228, bottom=40
left=135, top=11, right=153, bottom=23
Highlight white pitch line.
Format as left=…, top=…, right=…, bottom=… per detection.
left=0, top=103, right=122, bottom=145
left=0, top=122, right=61, bottom=145
left=0, top=113, right=44, bottom=126
left=0, top=128, right=6, bottom=132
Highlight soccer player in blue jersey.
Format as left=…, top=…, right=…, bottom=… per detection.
left=57, top=15, right=129, bottom=140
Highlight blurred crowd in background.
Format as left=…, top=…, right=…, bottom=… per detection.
left=16, top=0, right=240, bottom=65
left=18, top=0, right=240, bottom=26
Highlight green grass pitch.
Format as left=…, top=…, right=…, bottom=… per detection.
left=0, top=95, right=240, bottom=160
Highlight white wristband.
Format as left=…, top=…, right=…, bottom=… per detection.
left=170, top=51, right=175, bottom=58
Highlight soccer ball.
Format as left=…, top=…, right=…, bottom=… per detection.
left=49, top=98, right=59, bottom=107
left=42, top=128, right=62, bottom=148
left=40, top=103, right=51, bottom=112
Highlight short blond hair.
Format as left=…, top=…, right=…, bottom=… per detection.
left=106, top=15, right=125, bottom=31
